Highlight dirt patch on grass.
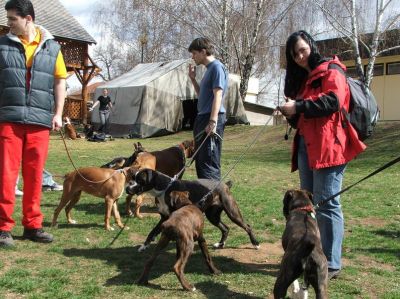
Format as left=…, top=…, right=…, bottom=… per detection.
left=346, top=216, right=388, bottom=228
left=214, top=240, right=283, bottom=271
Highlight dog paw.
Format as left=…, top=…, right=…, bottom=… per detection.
left=212, top=242, right=224, bottom=249
left=135, top=214, right=144, bottom=219
left=137, top=278, right=148, bottom=285
left=213, top=269, right=222, bottom=275
left=68, top=220, right=77, bottom=225
left=138, top=244, right=149, bottom=252
left=254, top=244, right=260, bottom=250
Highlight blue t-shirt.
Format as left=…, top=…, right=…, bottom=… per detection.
left=198, top=59, right=228, bottom=115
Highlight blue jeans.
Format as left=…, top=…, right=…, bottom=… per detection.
left=99, top=110, right=110, bottom=133
left=298, top=136, right=346, bottom=270
left=193, top=113, right=225, bottom=180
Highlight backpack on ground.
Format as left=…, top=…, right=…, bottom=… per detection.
left=329, top=63, right=380, bottom=141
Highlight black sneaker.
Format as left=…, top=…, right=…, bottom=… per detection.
left=0, top=230, right=14, bottom=247
left=328, top=268, right=341, bottom=280
left=23, top=228, right=54, bottom=243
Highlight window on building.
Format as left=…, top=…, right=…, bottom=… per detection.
left=346, top=66, right=359, bottom=78
left=387, top=62, right=400, bottom=75
left=364, top=63, right=384, bottom=76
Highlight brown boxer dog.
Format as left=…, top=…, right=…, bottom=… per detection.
left=137, top=191, right=220, bottom=291
left=274, top=189, right=328, bottom=299
left=51, top=166, right=138, bottom=231
left=63, top=116, right=78, bottom=140
left=126, top=168, right=260, bottom=252
left=102, top=140, right=195, bottom=218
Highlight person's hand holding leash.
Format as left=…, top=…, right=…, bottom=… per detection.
left=52, top=114, right=63, bottom=131
left=280, top=98, right=296, bottom=118
left=205, top=119, right=217, bottom=135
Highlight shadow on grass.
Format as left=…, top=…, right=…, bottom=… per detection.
left=372, top=229, right=400, bottom=239
left=196, top=281, right=263, bottom=299
left=353, top=247, right=400, bottom=260
left=62, top=244, right=279, bottom=290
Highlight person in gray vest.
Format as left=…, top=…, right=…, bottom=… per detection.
left=0, top=0, right=67, bottom=247
left=188, top=37, right=228, bottom=180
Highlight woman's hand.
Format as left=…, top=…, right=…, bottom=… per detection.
left=280, top=99, right=297, bottom=118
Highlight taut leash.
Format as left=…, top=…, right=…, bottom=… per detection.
left=314, top=155, right=400, bottom=210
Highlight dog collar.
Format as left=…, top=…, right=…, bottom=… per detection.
left=294, top=205, right=316, bottom=219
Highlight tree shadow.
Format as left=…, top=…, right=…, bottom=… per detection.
left=372, top=228, right=399, bottom=239
left=62, top=243, right=280, bottom=290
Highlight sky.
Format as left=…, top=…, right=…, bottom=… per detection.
left=59, top=0, right=99, bottom=40
left=59, top=0, right=102, bottom=90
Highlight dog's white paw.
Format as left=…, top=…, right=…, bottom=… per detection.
left=254, top=244, right=260, bottom=250
left=290, top=280, right=308, bottom=299
left=213, top=242, right=224, bottom=249
left=69, top=220, right=77, bottom=224
left=138, top=244, right=149, bottom=252
left=191, top=287, right=196, bottom=291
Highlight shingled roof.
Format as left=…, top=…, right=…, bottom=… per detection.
left=0, top=0, right=96, bottom=44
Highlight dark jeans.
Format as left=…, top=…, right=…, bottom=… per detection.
left=193, top=113, right=225, bottom=180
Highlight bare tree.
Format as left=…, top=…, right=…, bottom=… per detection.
left=312, top=0, right=400, bottom=87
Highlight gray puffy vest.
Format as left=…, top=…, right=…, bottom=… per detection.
left=0, top=35, right=60, bottom=128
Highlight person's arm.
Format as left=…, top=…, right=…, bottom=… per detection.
left=91, top=100, right=99, bottom=111
left=189, top=64, right=200, bottom=96
left=108, top=97, right=113, bottom=109
left=52, top=78, right=66, bottom=130
left=205, top=88, right=223, bottom=134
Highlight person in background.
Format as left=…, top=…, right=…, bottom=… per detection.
left=279, top=30, right=366, bottom=279
left=15, top=170, right=63, bottom=196
left=188, top=37, right=228, bottom=180
left=0, top=0, right=67, bottom=247
left=90, top=88, right=112, bottom=134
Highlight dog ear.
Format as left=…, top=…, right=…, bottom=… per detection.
left=283, top=190, right=294, bottom=218
left=306, top=190, right=314, bottom=204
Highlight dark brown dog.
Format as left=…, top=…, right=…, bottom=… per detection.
left=126, top=168, right=259, bottom=252
left=274, top=189, right=328, bottom=299
left=52, top=166, right=137, bottom=231
left=137, top=191, right=220, bottom=291
left=102, top=140, right=195, bottom=218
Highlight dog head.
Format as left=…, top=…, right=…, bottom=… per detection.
left=125, top=168, right=172, bottom=196
left=179, top=140, right=195, bottom=158
left=283, top=189, right=314, bottom=220
left=101, top=157, right=126, bottom=169
left=168, top=191, right=191, bottom=210
left=63, top=116, right=71, bottom=125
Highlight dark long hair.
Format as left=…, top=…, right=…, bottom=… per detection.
left=284, top=30, right=322, bottom=98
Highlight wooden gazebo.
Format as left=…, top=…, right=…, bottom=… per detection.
left=0, top=0, right=99, bottom=123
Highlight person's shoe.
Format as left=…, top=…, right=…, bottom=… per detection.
left=15, top=189, right=23, bottom=196
left=42, top=183, right=63, bottom=191
left=0, top=230, right=14, bottom=247
left=328, top=268, right=341, bottom=280
left=22, top=228, right=54, bottom=243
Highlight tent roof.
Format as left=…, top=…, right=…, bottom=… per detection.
left=101, top=59, right=190, bottom=88
left=0, top=0, right=96, bottom=44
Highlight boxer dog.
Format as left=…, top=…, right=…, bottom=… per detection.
left=137, top=191, right=220, bottom=291
left=52, top=166, right=138, bottom=231
left=273, top=189, right=328, bottom=299
left=126, top=168, right=259, bottom=252
left=102, top=140, right=194, bottom=218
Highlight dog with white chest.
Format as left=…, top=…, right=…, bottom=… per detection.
left=274, top=189, right=328, bottom=299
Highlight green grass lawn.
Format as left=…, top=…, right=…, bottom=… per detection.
left=1, top=122, right=399, bottom=299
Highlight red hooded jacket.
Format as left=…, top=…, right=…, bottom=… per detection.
left=291, top=57, right=366, bottom=172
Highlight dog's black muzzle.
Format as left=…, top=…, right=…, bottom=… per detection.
left=126, top=181, right=151, bottom=195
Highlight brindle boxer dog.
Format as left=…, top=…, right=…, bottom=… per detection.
left=126, top=168, right=260, bottom=252
left=274, top=189, right=328, bottom=299
left=51, top=166, right=138, bottom=231
left=102, top=140, right=195, bottom=218
left=137, top=191, right=220, bottom=291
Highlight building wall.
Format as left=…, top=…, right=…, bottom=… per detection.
left=343, top=55, right=400, bottom=121
left=245, top=111, right=274, bottom=126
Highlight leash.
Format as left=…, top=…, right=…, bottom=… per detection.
left=313, top=155, right=400, bottom=210
left=196, top=112, right=276, bottom=208
left=59, top=129, right=123, bottom=184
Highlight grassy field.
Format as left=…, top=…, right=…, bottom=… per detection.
left=1, top=121, right=399, bottom=299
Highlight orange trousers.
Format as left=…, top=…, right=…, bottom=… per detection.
left=0, top=123, right=49, bottom=231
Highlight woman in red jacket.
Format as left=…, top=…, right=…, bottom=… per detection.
left=280, top=31, right=366, bottom=279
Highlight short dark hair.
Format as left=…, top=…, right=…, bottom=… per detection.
left=5, top=0, right=35, bottom=21
left=188, top=37, right=214, bottom=56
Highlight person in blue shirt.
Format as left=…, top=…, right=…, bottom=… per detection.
left=188, top=37, right=228, bottom=180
